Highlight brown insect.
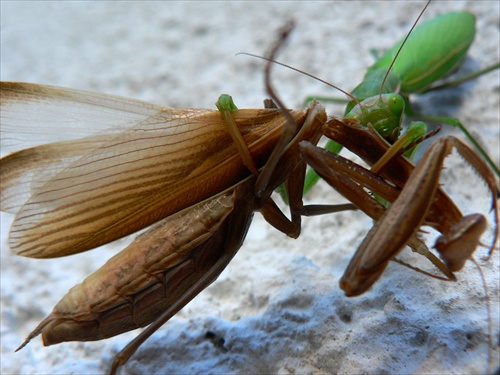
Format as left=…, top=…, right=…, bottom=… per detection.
left=0, top=88, right=326, bottom=373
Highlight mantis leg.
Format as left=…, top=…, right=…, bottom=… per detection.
left=412, top=113, right=500, bottom=179
left=351, top=136, right=496, bottom=295
left=216, top=94, right=259, bottom=176
left=301, top=110, right=498, bottom=295
left=421, top=62, right=500, bottom=94
left=300, top=140, right=455, bottom=282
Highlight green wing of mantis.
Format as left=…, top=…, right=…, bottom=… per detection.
left=369, top=12, right=476, bottom=94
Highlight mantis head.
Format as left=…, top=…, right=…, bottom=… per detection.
left=345, top=93, right=405, bottom=144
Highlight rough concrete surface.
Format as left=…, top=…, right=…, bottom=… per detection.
left=1, top=1, right=499, bottom=374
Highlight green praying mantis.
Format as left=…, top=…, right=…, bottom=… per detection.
left=296, top=6, right=500, bottom=195
left=238, top=0, right=498, bottom=293
left=232, top=2, right=499, bottom=371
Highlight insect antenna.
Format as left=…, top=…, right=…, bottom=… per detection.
left=237, top=53, right=361, bottom=107
left=253, top=20, right=302, bottom=196
left=262, top=20, right=297, bottom=116
left=470, top=257, right=494, bottom=374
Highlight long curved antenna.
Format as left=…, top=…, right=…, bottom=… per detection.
left=254, top=21, right=301, bottom=196
left=471, top=257, right=493, bottom=375
left=238, top=52, right=361, bottom=107
left=262, top=20, right=296, bottom=117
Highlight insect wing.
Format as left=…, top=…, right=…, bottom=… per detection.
left=370, top=12, right=476, bottom=93
left=1, top=82, right=192, bottom=213
left=0, top=82, right=300, bottom=258
left=0, top=82, right=176, bottom=155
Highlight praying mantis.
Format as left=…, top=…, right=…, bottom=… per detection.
left=1, top=2, right=498, bottom=374
left=295, top=7, right=500, bottom=195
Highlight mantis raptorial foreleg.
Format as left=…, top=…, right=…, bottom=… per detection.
left=300, top=141, right=452, bottom=281
left=301, top=124, right=498, bottom=296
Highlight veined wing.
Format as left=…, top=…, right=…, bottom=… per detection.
left=1, top=82, right=184, bottom=156
left=0, top=82, right=300, bottom=258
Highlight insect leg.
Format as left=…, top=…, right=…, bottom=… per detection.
left=340, top=136, right=497, bottom=296
left=300, top=140, right=454, bottom=281
left=216, top=94, right=259, bottom=176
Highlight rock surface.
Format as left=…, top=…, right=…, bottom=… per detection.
left=1, top=2, right=499, bottom=374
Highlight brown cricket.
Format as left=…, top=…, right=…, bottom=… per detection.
left=1, top=19, right=498, bottom=375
